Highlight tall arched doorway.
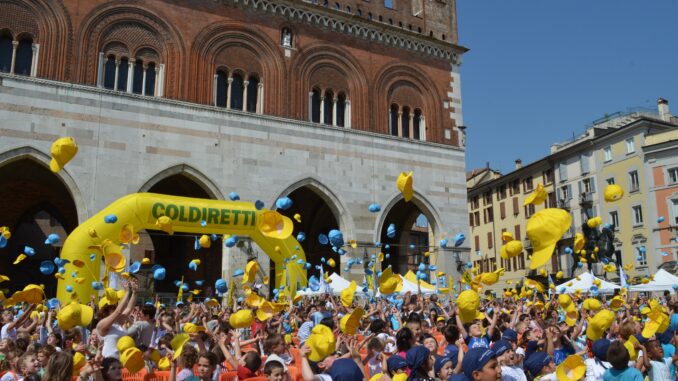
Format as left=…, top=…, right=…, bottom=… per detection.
left=276, top=186, right=340, bottom=280
left=0, top=159, right=78, bottom=296
left=139, top=173, right=222, bottom=295
left=379, top=199, right=434, bottom=277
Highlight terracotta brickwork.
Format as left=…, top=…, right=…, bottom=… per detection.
left=0, top=0, right=466, bottom=146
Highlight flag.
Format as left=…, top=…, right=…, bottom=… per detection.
left=619, top=265, right=627, bottom=288
left=177, top=276, right=184, bottom=302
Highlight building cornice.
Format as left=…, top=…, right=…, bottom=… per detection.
left=224, top=0, right=468, bottom=62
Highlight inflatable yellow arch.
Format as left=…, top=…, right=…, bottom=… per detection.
left=56, top=193, right=307, bottom=303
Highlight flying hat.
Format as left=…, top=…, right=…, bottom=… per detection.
left=141, top=258, right=151, bottom=265
left=478, top=268, right=504, bottom=285
left=40, top=261, right=56, bottom=275
left=57, top=302, right=94, bottom=330
left=524, top=184, right=547, bottom=206
left=500, top=240, right=523, bottom=260
left=45, top=233, right=60, bottom=245
left=72, top=352, right=86, bottom=375
left=583, top=298, right=602, bottom=311
left=242, top=260, right=259, bottom=284
left=157, top=357, right=171, bottom=370
left=245, top=293, right=264, bottom=308
left=13, top=254, right=27, bottom=265
left=199, top=235, right=211, bottom=249
left=556, top=271, right=564, bottom=279
left=457, top=289, right=482, bottom=323
left=188, top=259, right=201, bottom=271
left=327, top=258, right=336, bottom=267
left=379, top=267, right=402, bottom=295
left=609, top=295, right=625, bottom=311
left=328, top=229, right=344, bottom=247
left=564, top=305, right=578, bottom=327
left=340, top=280, right=357, bottom=307
left=153, top=266, right=166, bottom=280
left=229, top=309, right=254, bottom=329
left=155, top=216, right=174, bottom=235
left=170, top=333, right=191, bottom=358
left=119, top=224, right=140, bottom=245
left=557, top=294, right=572, bottom=309
left=587, top=216, right=603, bottom=228
left=307, top=324, right=337, bottom=362
left=49, top=137, right=78, bottom=173
left=275, top=197, right=293, bottom=210
left=129, top=261, right=141, bottom=274
left=215, top=278, right=228, bottom=293
left=183, top=323, right=206, bottom=333
left=501, top=231, right=514, bottom=242
left=555, top=355, right=585, bottom=381
left=604, top=184, right=624, bottom=202
left=573, top=233, right=585, bottom=252
left=526, top=208, right=572, bottom=269
left=340, top=307, right=364, bottom=335
left=16, top=284, right=45, bottom=304
left=396, top=171, right=414, bottom=202
left=642, top=310, right=669, bottom=338
left=586, top=309, right=615, bottom=341
left=102, top=242, right=126, bottom=272
left=117, top=336, right=135, bottom=353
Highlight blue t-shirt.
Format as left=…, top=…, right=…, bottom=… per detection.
left=671, top=313, right=678, bottom=330
left=662, top=343, right=676, bottom=377
left=553, top=344, right=574, bottom=365
left=465, top=334, right=490, bottom=349
left=603, top=367, right=644, bottom=381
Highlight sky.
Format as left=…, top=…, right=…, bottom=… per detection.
left=457, top=1, right=678, bottom=174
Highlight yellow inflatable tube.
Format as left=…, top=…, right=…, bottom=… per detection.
left=56, top=193, right=307, bottom=303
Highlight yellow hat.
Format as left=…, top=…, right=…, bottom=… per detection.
left=242, top=260, right=259, bottom=284
left=170, top=333, right=190, bottom=358
left=583, top=298, right=602, bottom=311
left=642, top=310, right=670, bottom=338
left=526, top=208, right=572, bottom=269
left=478, top=268, right=504, bottom=285
left=586, top=216, right=602, bottom=228
left=102, top=242, right=126, bottom=272
left=229, top=309, right=254, bottom=329
left=556, top=271, right=564, bottom=279
left=256, top=301, right=277, bottom=322
left=340, top=307, right=365, bottom=335
left=624, top=336, right=639, bottom=360
left=328, top=258, right=336, bottom=267
left=119, top=224, right=140, bottom=245
left=183, top=323, right=206, bottom=333
left=379, top=267, right=402, bottom=295
left=574, top=233, right=585, bottom=252
left=121, top=347, right=144, bottom=374
left=564, top=305, right=578, bottom=327
left=198, top=235, right=211, bottom=249
left=604, top=184, right=624, bottom=202
left=393, top=374, right=407, bottom=381
left=294, top=213, right=302, bottom=223
left=524, top=183, right=547, bottom=206
left=245, top=293, right=264, bottom=308
left=524, top=278, right=546, bottom=293
left=340, top=280, right=357, bottom=307
left=307, top=324, right=336, bottom=362
left=500, top=240, right=523, bottom=260
left=117, top=336, right=136, bottom=353
left=586, top=309, right=615, bottom=340
left=158, top=356, right=171, bottom=370
left=609, top=296, right=625, bottom=311
left=149, top=349, right=161, bottom=363
left=155, top=216, right=174, bottom=235
left=555, top=355, right=586, bottom=381
left=558, top=294, right=572, bottom=310
left=57, top=302, right=94, bottom=331
left=457, top=290, right=481, bottom=323
left=72, top=352, right=86, bottom=375
left=141, top=258, right=151, bottom=265
left=15, top=284, right=45, bottom=304
left=369, top=373, right=384, bottom=381
left=396, top=171, right=414, bottom=202
left=501, top=232, right=514, bottom=242
left=49, top=137, right=78, bottom=173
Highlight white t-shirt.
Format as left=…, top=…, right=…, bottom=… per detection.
left=585, top=358, right=611, bottom=381
left=501, top=365, right=527, bottom=381
left=536, top=373, right=557, bottom=381
left=649, top=358, right=673, bottom=381
left=100, top=324, right=127, bottom=359
left=1, top=323, right=16, bottom=340
left=377, top=333, right=397, bottom=354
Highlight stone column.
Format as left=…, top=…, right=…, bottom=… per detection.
left=345, top=100, right=351, bottom=128
left=97, top=53, right=105, bottom=87
left=408, top=112, right=414, bottom=139
left=213, top=74, right=218, bottom=106
left=157, top=64, right=165, bottom=97
left=226, top=77, right=233, bottom=110
left=153, top=65, right=160, bottom=96
left=113, top=59, right=120, bottom=91
left=10, top=40, right=18, bottom=74
left=332, top=97, right=338, bottom=126
left=319, top=92, right=325, bottom=124
left=397, top=109, right=403, bottom=137
left=242, top=80, right=249, bottom=111
left=420, top=116, right=426, bottom=141
left=308, top=91, right=314, bottom=121
left=257, top=82, right=264, bottom=114
left=30, top=43, right=38, bottom=77
left=126, top=61, right=134, bottom=93
left=141, top=64, right=148, bottom=96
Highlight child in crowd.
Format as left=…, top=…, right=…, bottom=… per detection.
left=603, top=341, right=644, bottom=381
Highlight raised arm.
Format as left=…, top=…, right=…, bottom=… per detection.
left=96, top=287, right=132, bottom=336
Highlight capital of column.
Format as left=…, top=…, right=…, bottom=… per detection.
left=243, top=80, right=249, bottom=86
left=228, top=77, right=233, bottom=84
left=258, top=82, right=264, bottom=88
left=11, top=40, right=18, bottom=48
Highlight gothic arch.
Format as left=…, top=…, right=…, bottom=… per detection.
left=291, top=43, right=368, bottom=128
left=138, top=164, right=224, bottom=200
left=373, top=190, right=442, bottom=243
left=75, top=2, right=186, bottom=97
left=0, top=146, right=86, bottom=224
left=190, top=21, right=286, bottom=114
left=0, top=0, right=73, bottom=80
left=373, top=63, right=443, bottom=139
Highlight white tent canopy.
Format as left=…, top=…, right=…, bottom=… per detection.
left=400, top=275, right=437, bottom=295
left=556, top=271, right=620, bottom=293
left=296, top=272, right=353, bottom=296
left=629, top=269, right=678, bottom=292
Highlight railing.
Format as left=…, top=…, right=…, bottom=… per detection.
left=579, top=192, right=594, bottom=204
left=558, top=198, right=571, bottom=209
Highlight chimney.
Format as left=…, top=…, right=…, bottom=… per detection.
left=658, top=98, right=670, bottom=122
left=515, top=159, right=522, bottom=170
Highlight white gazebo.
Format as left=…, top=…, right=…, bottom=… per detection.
left=556, top=271, right=620, bottom=294
left=629, top=269, right=678, bottom=293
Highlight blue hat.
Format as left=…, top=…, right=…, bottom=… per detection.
left=328, top=229, right=344, bottom=247
left=215, top=279, right=228, bottom=293
left=296, top=232, right=306, bottom=242
left=254, top=200, right=265, bottom=210
left=434, top=356, right=453, bottom=377
left=233, top=268, right=244, bottom=277
left=328, top=358, right=363, bottom=381
left=195, top=280, right=204, bottom=286
left=592, top=339, right=611, bottom=361
left=275, top=197, right=293, bottom=210
left=368, top=203, right=381, bottom=213
left=502, top=329, right=518, bottom=342
left=387, top=224, right=396, bottom=238
left=24, top=246, right=36, bottom=256
left=386, top=355, right=407, bottom=373
left=104, top=214, right=118, bottom=224
left=40, top=260, right=55, bottom=275
left=492, top=340, right=512, bottom=356
left=524, top=352, right=552, bottom=377
left=448, top=375, right=469, bottom=381
left=462, top=348, right=496, bottom=379
left=445, top=345, right=460, bottom=367
left=229, top=192, right=240, bottom=201
left=45, top=233, right=60, bottom=245
left=153, top=266, right=166, bottom=280
left=129, top=261, right=141, bottom=274
left=318, top=234, right=329, bottom=245
left=46, top=298, right=60, bottom=310
left=406, top=346, right=431, bottom=374
left=225, top=236, right=238, bottom=247
left=309, top=275, right=320, bottom=292
left=440, top=238, right=448, bottom=248
left=453, top=233, right=466, bottom=247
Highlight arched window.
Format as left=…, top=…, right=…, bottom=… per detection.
left=132, top=59, right=144, bottom=94
left=401, top=106, right=411, bottom=138
left=0, top=33, right=13, bottom=73
left=413, top=109, right=422, bottom=140
left=145, top=63, right=157, bottom=96
left=103, top=55, right=116, bottom=89
left=116, top=57, right=129, bottom=92
left=230, top=73, right=244, bottom=111
left=311, top=88, right=321, bottom=123
left=389, top=104, right=399, bottom=136
left=215, top=69, right=228, bottom=108
left=323, top=90, right=334, bottom=125
left=246, top=75, right=259, bottom=113
left=336, top=93, right=346, bottom=127
left=14, top=37, right=33, bottom=76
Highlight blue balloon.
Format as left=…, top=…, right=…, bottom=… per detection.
left=328, top=229, right=344, bottom=247
left=104, top=214, right=118, bottom=224
left=297, top=232, right=306, bottom=242
left=275, top=197, right=293, bottom=211
left=658, top=216, right=665, bottom=223
left=229, top=192, right=240, bottom=201
left=387, top=224, right=396, bottom=239
left=368, top=203, right=381, bottom=213
left=418, top=263, right=426, bottom=271
left=254, top=200, right=265, bottom=210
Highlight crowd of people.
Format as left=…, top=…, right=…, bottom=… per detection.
left=2, top=278, right=678, bottom=381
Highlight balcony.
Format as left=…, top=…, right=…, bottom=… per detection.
left=524, top=238, right=532, bottom=250
left=579, top=192, right=594, bottom=206
left=558, top=198, right=571, bottom=210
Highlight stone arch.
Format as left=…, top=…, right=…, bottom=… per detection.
left=138, top=164, right=224, bottom=200
left=0, top=0, right=73, bottom=80
left=191, top=21, right=285, bottom=114
left=374, top=63, right=443, bottom=139
left=75, top=2, right=186, bottom=97
left=373, top=190, right=443, bottom=275
left=291, top=43, right=368, bottom=128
